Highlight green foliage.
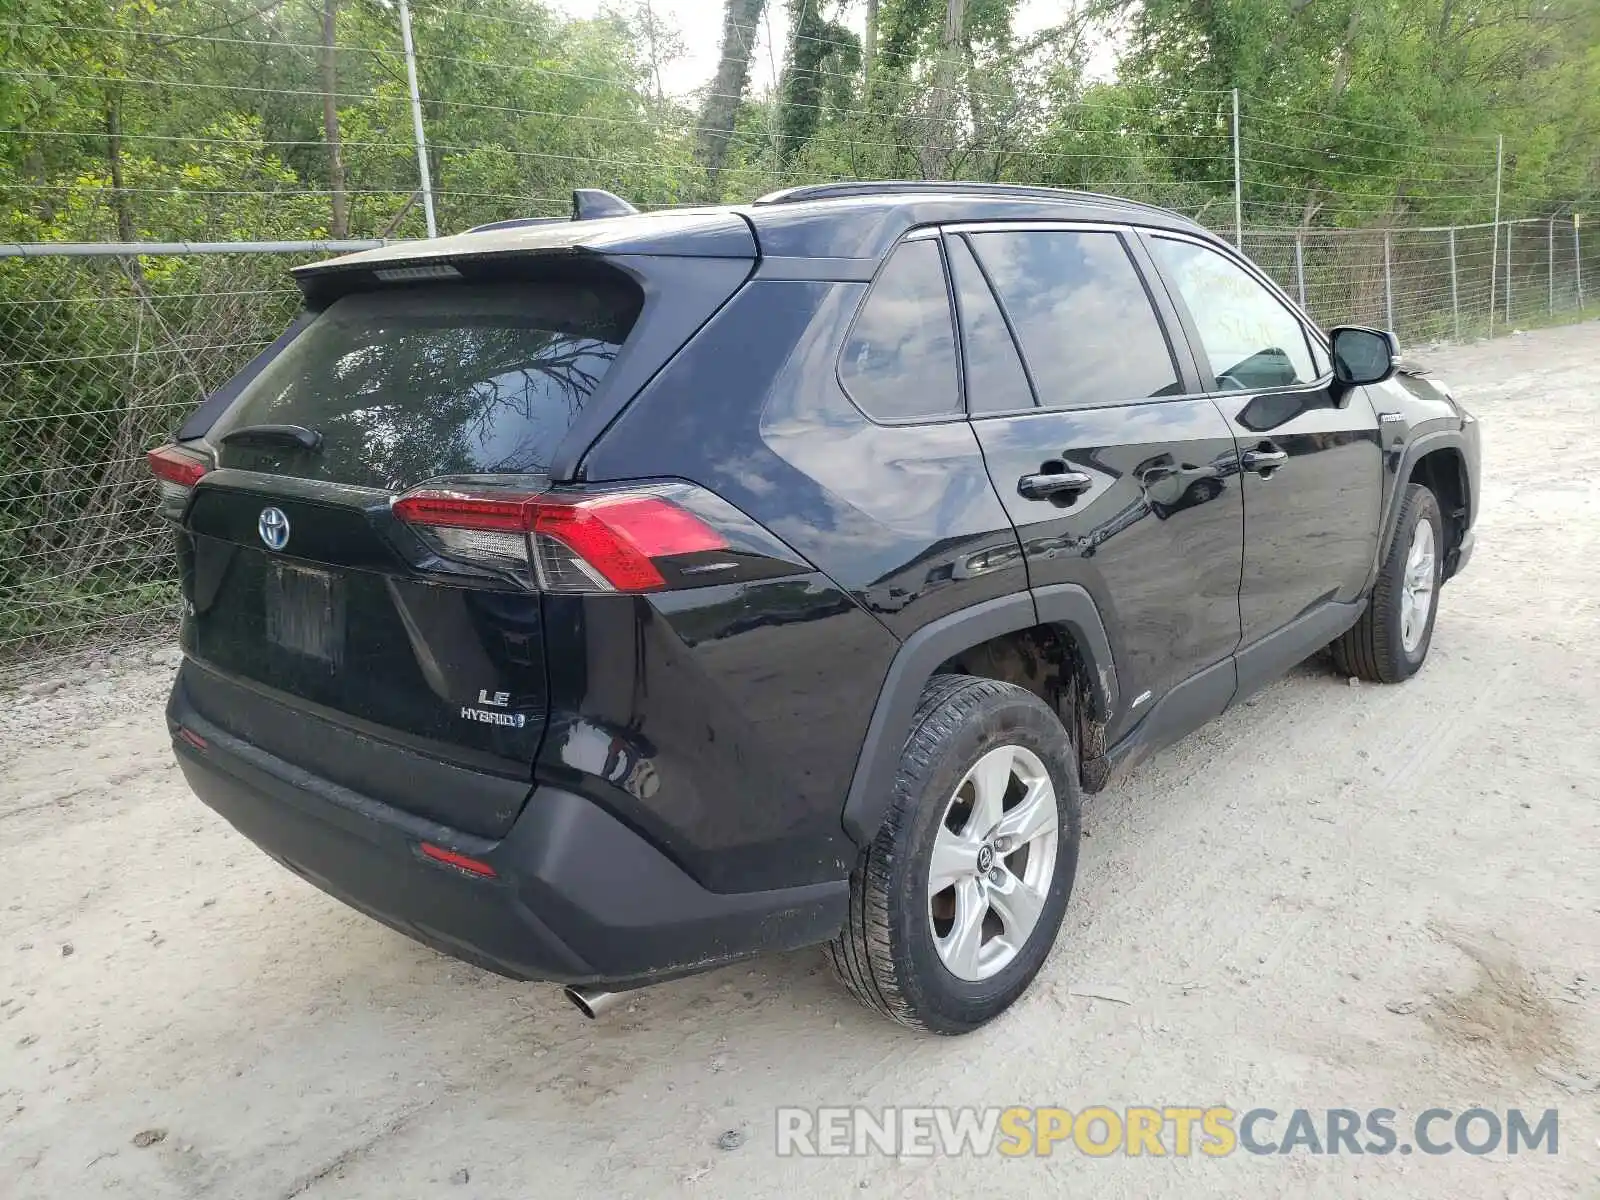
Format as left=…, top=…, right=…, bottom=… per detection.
left=776, top=1, right=860, bottom=163
left=1, top=0, right=1597, bottom=660
left=1, top=0, right=684, bottom=240
left=3, top=0, right=1595, bottom=239
left=1125, top=0, right=1600, bottom=225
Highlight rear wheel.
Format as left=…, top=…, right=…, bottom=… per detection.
left=1332, top=483, right=1442, bottom=683
left=826, top=675, right=1081, bottom=1034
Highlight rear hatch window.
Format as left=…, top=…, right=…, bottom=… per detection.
left=209, top=279, right=641, bottom=488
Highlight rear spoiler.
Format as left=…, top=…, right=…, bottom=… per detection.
left=175, top=192, right=759, bottom=457
left=290, top=209, right=756, bottom=308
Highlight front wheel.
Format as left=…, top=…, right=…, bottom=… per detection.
left=826, top=675, right=1081, bottom=1034
left=1332, top=483, right=1443, bottom=683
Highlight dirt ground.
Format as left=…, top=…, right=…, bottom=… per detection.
left=3, top=323, right=1599, bottom=1199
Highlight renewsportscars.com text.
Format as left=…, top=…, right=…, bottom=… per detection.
left=775, top=1106, right=1560, bottom=1158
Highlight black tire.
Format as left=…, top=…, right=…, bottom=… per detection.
left=1332, top=483, right=1443, bottom=683
left=825, top=674, right=1081, bottom=1034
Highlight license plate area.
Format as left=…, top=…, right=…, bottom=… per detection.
left=264, top=561, right=346, bottom=666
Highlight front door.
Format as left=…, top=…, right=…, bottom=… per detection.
left=951, top=224, right=1245, bottom=742
left=1141, top=233, right=1384, bottom=688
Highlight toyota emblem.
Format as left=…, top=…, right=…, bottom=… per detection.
left=258, top=506, right=290, bottom=551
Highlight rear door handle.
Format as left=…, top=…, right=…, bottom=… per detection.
left=1241, top=448, right=1289, bottom=474
left=1017, top=470, right=1093, bottom=501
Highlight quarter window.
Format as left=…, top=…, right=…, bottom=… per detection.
left=1149, top=238, right=1318, bottom=391
left=840, top=239, right=961, bottom=422
left=968, top=229, right=1181, bottom=410
left=1308, top=330, right=1332, bottom=377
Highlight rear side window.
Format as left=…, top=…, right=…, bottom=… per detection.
left=840, top=239, right=961, bottom=422
left=948, top=236, right=1035, bottom=415
left=969, top=230, right=1181, bottom=410
left=211, top=281, right=640, bottom=491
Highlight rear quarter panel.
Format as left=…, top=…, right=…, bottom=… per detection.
left=585, top=279, right=1027, bottom=635
left=574, top=279, right=1029, bottom=889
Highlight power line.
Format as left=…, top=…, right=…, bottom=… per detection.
left=1242, top=96, right=1500, bottom=144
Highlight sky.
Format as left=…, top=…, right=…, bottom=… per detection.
left=547, top=0, right=1107, bottom=99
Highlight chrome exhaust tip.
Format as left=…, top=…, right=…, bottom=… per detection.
left=563, top=985, right=624, bottom=1019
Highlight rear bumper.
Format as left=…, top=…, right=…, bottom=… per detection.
left=168, top=686, right=846, bottom=987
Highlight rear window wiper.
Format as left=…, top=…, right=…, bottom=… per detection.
left=219, top=423, right=323, bottom=451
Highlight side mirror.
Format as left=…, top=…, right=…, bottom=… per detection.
left=1330, top=326, right=1400, bottom=388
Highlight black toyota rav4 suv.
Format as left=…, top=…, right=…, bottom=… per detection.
left=155, top=182, right=1480, bottom=1033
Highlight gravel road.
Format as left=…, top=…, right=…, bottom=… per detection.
left=3, top=323, right=1598, bottom=1198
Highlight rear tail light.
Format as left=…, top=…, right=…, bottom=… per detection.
left=533, top=495, right=725, bottom=591
left=147, top=444, right=211, bottom=520
left=392, top=485, right=731, bottom=593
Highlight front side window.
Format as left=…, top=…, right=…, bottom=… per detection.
left=968, top=229, right=1181, bottom=410
left=1149, top=238, right=1318, bottom=391
left=840, top=239, right=961, bottom=422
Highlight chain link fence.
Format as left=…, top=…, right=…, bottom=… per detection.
left=2, top=216, right=1598, bottom=678
left=1241, top=217, right=1595, bottom=345
left=0, top=247, right=318, bottom=675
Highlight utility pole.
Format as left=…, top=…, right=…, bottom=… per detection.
left=1487, top=134, right=1502, bottom=335
left=1549, top=216, right=1556, bottom=316
left=1506, top=221, right=1514, bottom=324
left=1232, top=88, right=1243, bottom=249
left=1383, top=230, right=1394, bottom=333
left=1577, top=213, right=1586, bottom=312
left=1448, top=227, right=1460, bottom=340
left=398, top=0, right=437, bottom=238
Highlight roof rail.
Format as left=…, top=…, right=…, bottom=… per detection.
left=752, top=180, right=1177, bottom=219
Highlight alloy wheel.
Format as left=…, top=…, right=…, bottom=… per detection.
left=927, top=744, right=1059, bottom=982
left=1400, top=520, right=1437, bottom=654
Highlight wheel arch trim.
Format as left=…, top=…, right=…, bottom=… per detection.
left=840, top=586, right=1117, bottom=846
left=1372, top=429, right=1469, bottom=589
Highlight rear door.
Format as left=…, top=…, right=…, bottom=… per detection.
left=1141, top=232, right=1383, bottom=684
left=954, top=223, right=1245, bottom=741
left=177, top=275, right=642, bottom=837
